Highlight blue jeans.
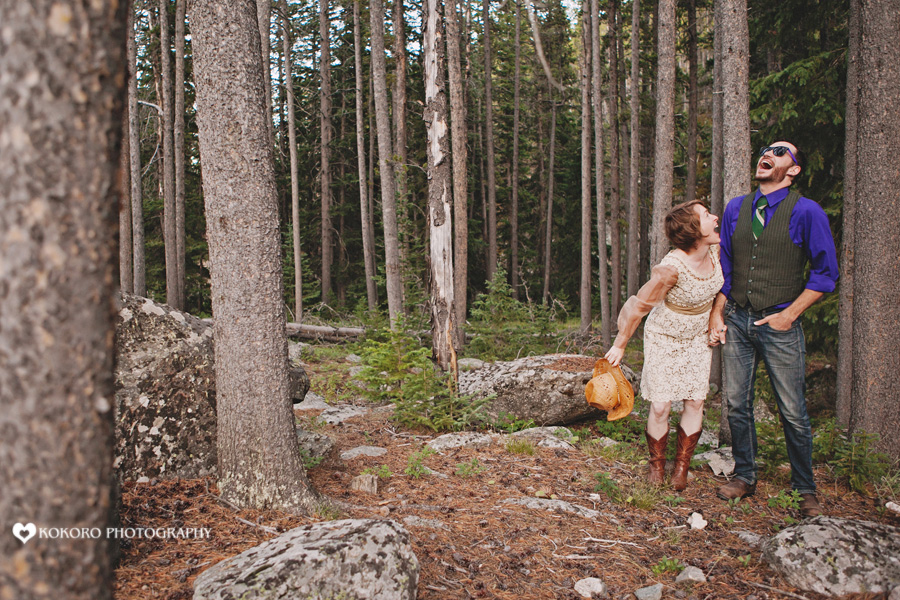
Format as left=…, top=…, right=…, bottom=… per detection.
left=722, top=301, right=816, bottom=494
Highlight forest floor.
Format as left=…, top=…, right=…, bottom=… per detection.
left=113, top=351, right=898, bottom=600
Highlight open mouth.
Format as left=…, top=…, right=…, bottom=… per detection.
left=759, top=158, right=774, bottom=170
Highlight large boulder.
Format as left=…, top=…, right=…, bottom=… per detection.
left=458, top=354, right=637, bottom=425
left=761, top=516, right=900, bottom=597
left=193, top=519, right=419, bottom=600
left=114, top=293, right=310, bottom=481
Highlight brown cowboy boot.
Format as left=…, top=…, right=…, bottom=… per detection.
left=671, top=425, right=702, bottom=492
left=646, top=429, right=669, bottom=485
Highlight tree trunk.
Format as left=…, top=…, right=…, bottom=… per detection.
left=649, top=0, right=676, bottom=266
left=370, top=0, right=403, bottom=323
left=319, top=0, right=333, bottom=304
left=685, top=0, right=698, bottom=203
left=160, top=0, right=179, bottom=309
left=592, top=0, right=610, bottom=345
left=282, top=0, right=305, bottom=319
left=626, top=0, right=641, bottom=299
left=483, top=0, right=499, bottom=282
left=353, top=0, right=378, bottom=312
left=542, top=97, right=558, bottom=305
left=128, top=3, right=146, bottom=296
left=847, top=0, right=900, bottom=460
left=120, top=109, right=134, bottom=293
left=710, top=0, right=724, bottom=217
left=0, top=1, right=126, bottom=596
left=446, top=0, right=468, bottom=347
left=257, top=0, right=276, bottom=150
left=836, top=0, right=859, bottom=428
left=425, top=0, right=456, bottom=371
left=191, top=0, right=319, bottom=513
left=607, top=0, right=622, bottom=317
left=174, top=0, right=186, bottom=308
left=393, top=0, right=409, bottom=271
left=579, top=0, right=592, bottom=333
left=720, top=0, right=750, bottom=204
left=510, top=0, right=522, bottom=298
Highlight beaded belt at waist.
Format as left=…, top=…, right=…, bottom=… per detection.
left=664, top=298, right=713, bottom=315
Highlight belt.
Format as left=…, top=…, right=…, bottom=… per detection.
left=665, top=298, right=713, bottom=315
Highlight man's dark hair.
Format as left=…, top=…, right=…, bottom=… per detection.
left=782, top=139, right=807, bottom=174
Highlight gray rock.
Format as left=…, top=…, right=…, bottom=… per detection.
left=694, top=447, right=734, bottom=477
left=341, top=446, right=388, bottom=460
left=293, top=392, right=329, bottom=411
left=350, top=474, right=379, bottom=494
left=676, top=566, right=706, bottom=583
left=736, top=530, right=763, bottom=548
left=402, top=516, right=447, bottom=530
left=499, top=498, right=601, bottom=520
left=349, top=365, right=366, bottom=377
left=890, top=585, right=900, bottom=600
left=511, top=426, right=574, bottom=444
left=287, top=340, right=308, bottom=364
left=634, top=583, right=664, bottom=600
left=346, top=353, right=363, bottom=363
left=761, top=516, right=900, bottom=596
left=193, top=519, right=419, bottom=600
left=426, top=432, right=497, bottom=452
left=321, top=404, right=368, bottom=424
left=296, top=429, right=336, bottom=465
left=457, top=358, right=485, bottom=371
left=574, top=577, right=608, bottom=598
left=458, top=354, right=637, bottom=425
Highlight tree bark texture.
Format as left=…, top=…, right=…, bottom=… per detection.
left=579, top=0, right=592, bottom=333
left=160, top=0, right=180, bottom=309
left=174, top=0, right=187, bottom=308
left=120, top=109, right=134, bottom=293
left=846, top=0, right=900, bottom=459
left=257, top=0, right=276, bottom=150
left=370, top=0, right=403, bottom=323
left=607, top=0, right=622, bottom=318
left=191, top=0, right=319, bottom=512
left=128, top=2, right=146, bottom=296
left=649, top=0, right=676, bottom=266
left=446, top=0, right=469, bottom=347
left=542, top=98, right=557, bottom=305
left=320, top=0, right=334, bottom=304
left=591, top=0, right=610, bottom=345
left=719, top=0, right=750, bottom=203
left=685, top=0, right=698, bottom=203
left=510, top=0, right=522, bottom=298
left=282, top=0, right=305, bottom=319
left=393, top=0, right=409, bottom=256
left=710, top=0, right=724, bottom=217
left=0, top=1, right=127, bottom=597
left=483, top=0, right=499, bottom=282
left=353, top=0, right=378, bottom=312
left=626, top=0, right=641, bottom=299
left=425, top=0, right=456, bottom=371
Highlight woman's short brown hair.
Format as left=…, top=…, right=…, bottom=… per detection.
left=665, top=200, right=706, bottom=251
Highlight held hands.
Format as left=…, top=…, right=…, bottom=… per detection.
left=708, top=312, right=727, bottom=346
left=604, top=345, right=625, bottom=367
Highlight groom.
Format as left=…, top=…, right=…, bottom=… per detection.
left=709, top=140, right=839, bottom=518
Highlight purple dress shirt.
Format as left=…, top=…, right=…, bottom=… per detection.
left=719, top=187, right=839, bottom=310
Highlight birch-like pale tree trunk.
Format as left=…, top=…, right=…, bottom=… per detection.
left=160, top=0, right=179, bottom=309
left=0, top=1, right=127, bottom=596
left=128, top=3, right=146, bottom=296
left=579, top=0, right=592, bottom=333
left=425, top=0, right=456, bottom=371
left=626, top=0, right=641, bottom=299
left=174, top=0, right=186, bottom=307
left=120, top=110, right=134, bottom=293
left=281, top=0, right=304, bottom=319
left=446, top=0, right=468, bottom=346
left=649, top=0, right=676, bottom=266
left=591, top=0, right=610, bottom=345
left=371, top=0, right=403, bottom=323
left=353, top=0, right=378, bottom=312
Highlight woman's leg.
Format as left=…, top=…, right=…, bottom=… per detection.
left=647, top=401, right=672, bottom=438
left=679, top=398, right=705, bottom=435
left=672, top=398, right=705, bottom=491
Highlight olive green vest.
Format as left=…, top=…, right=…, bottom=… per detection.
left=730, top=189, right=806, bottom=310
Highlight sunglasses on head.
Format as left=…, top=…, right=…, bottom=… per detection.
left=758, top=145, right=798, bottom=165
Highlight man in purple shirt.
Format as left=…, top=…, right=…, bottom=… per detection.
left=709, top=140, right=839, bottom=518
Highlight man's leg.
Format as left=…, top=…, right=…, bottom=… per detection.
left=721, top=304, right=760, bottom=491
left=758, top=321, right=816, bottom=495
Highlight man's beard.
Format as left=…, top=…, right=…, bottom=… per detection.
left=755, top=162, right=790, bottom=184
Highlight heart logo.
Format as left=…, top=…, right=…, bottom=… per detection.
left=13, top=523, right=36, bottom=544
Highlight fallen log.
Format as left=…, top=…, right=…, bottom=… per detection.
left=285, top=322, right=365, bottom=342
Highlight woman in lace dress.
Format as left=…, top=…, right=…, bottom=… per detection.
left=604, top=200, right=724, bottom=491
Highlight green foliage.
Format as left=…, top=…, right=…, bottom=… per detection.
left=455, top=458, right=488, bottom=478
left=625, top=480, right=663, bottom=511
left=651, top=557, right=685, bottom=575
left=756, top=418, right=790, bottom=480
left=593, top=472, right=621, bottom=501
left=737, top=555, right=753, bottom=568
left=492, top=413, right=536, bottom=433
left=594, top=417, right=646, bottom=444
left=874, top=471, right=900, bottom=504
left=357, top=320, right=489, bottom=432
left=363, top=465, right=393, bottom=479
left=298, top=448, right=324, bottom=470
left=767, top=489, right=802, bottom=510
left=663, top=495, right=686, bottom=507
left=800, top=293, right=839, bottom=354
left=505, top=438, right=536, bottom=456
left=814, top=419, right=892, bottom=494
left=405, top=447, right=437, bottom=479
left=466, top=269, right=565, bottom=361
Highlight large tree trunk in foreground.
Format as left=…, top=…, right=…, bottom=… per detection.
left=649, top=0, right=676, bottom=266
left=191, top=0, right=319, bottom=513
left=845, top=0, right=900, bottom=460
left=0, top=1, right=127, bottom=597
left=425, top=0, right=456, bottom=371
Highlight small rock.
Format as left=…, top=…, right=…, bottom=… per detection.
left=457, top=357, right=485, bottom=371
left=402, top=516, right=447, bottom=530
left=674, top=591, right=687, bottom=599
left=499, top=497, right=600, bottom=520
left=676, top=566, right=706, bottom=583
left=574, top=577, right=608, bottom=598
left=345, top=354, right=363, bottom=363
left=687, top=512, right=707, bottom=530
left=698, top=429, right=719, bottom=449
left=348, top=365, right=366, bottom=377
left=889, top=585, right=900, bottom=600
left=695, top=447, right=734, bottom=476
left=321, top=404, right=368, bottom=424
left=340, top=445, right=388, bottom=460
left=349, top=473, right=378, bottom=494
left=427, top=431, right=497, bottom=452
left=634, top=583, right=663, bottom=600
left=136, top=476, right=150, bottom=484
left=736, top=530, right=763, bottom=547
left=293, top=392, right=329, bottom=411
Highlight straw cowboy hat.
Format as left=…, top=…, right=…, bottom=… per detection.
left=584, top=358, right=634, bottom=421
